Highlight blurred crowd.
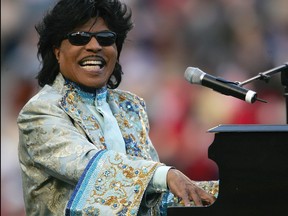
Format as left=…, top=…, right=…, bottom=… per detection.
left=1, top=0, right=288, bottom=215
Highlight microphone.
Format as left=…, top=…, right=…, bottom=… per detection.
left=184, top=67, right=267, bottom=103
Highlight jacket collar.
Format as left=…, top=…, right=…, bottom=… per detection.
left=54, top=73, right=108, bottom=148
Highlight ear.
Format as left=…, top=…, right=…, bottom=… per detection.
left=53, top=46, right=60, bottom=62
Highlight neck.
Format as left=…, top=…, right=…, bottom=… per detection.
left=64, top=78, right=106, bottom=94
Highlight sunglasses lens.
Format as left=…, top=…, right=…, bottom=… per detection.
left=68, top=32, right=90, bottom=46
left=96, top=32, right=116, bottom=46
left=67, top=31, right=116, bottom=46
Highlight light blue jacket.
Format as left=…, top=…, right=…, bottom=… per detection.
left=18, top=73, right=164, bottom=216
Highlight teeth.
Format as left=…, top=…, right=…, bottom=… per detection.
left=81, top=60, right=102, bottom=66
left=82, top=65, right=101, bottom=71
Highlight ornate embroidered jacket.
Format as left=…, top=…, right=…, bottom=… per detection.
left=18, top=73, right=164, bottom=215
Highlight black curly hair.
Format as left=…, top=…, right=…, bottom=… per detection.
left=35, top=0, right=133, bottom=89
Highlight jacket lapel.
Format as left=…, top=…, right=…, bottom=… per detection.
left=59, top=86, right=107, bottom=150
left=108, top=90, right=154, bottom=160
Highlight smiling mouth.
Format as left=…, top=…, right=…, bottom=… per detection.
left=79, top=60, right=106, bottom=70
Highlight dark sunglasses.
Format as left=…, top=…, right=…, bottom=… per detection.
left=66, top=31, right=117, bottom=46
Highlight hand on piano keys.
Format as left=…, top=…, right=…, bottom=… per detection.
left=166, top=169, right=219, bottom=207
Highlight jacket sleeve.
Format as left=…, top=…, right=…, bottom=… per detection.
left=65, top=150, right=162, bottom=216
left=18, top=97, right=98, bottom=185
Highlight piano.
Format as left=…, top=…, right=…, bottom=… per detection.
left=168, top=124, right=288, bottom=216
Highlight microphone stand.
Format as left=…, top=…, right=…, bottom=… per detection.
left=237, top=63, right=288, bottom=124
left=281, top=69, right=288, bottom=124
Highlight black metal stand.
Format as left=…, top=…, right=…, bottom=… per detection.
left=237, top=63, right=288, bottom=124
left=281, top=70, right=288, bottom=124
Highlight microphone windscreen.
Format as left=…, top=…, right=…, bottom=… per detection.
left=184, top=67, right=205, bottom=84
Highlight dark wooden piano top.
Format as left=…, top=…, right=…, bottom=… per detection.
left=168, top=124, right=288, bottom=216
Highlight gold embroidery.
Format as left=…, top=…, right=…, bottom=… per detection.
left=124, top=119, right=130, bottom=128
left=84, top=153, right=160, bottom=215
left=99, top=137, right=105, bottom=143
left=67, top=93, right=74, bottom=104
left=119, top=95, right=126, bottom=101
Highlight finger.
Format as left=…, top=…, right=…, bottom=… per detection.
left=181, top=193, right=191, bottom=207
left=204, top=195, right=216, bottom=205
left=172, top=186, right=192, bottom=207
left=197, top=188, right=216, bottom=204
left=189, top=190, right=203, bottom=206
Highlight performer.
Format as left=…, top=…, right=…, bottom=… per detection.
left=17, top=0, right=218, bottom=215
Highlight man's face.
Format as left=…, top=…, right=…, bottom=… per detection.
left=54, top=17, right=118, bottom=88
